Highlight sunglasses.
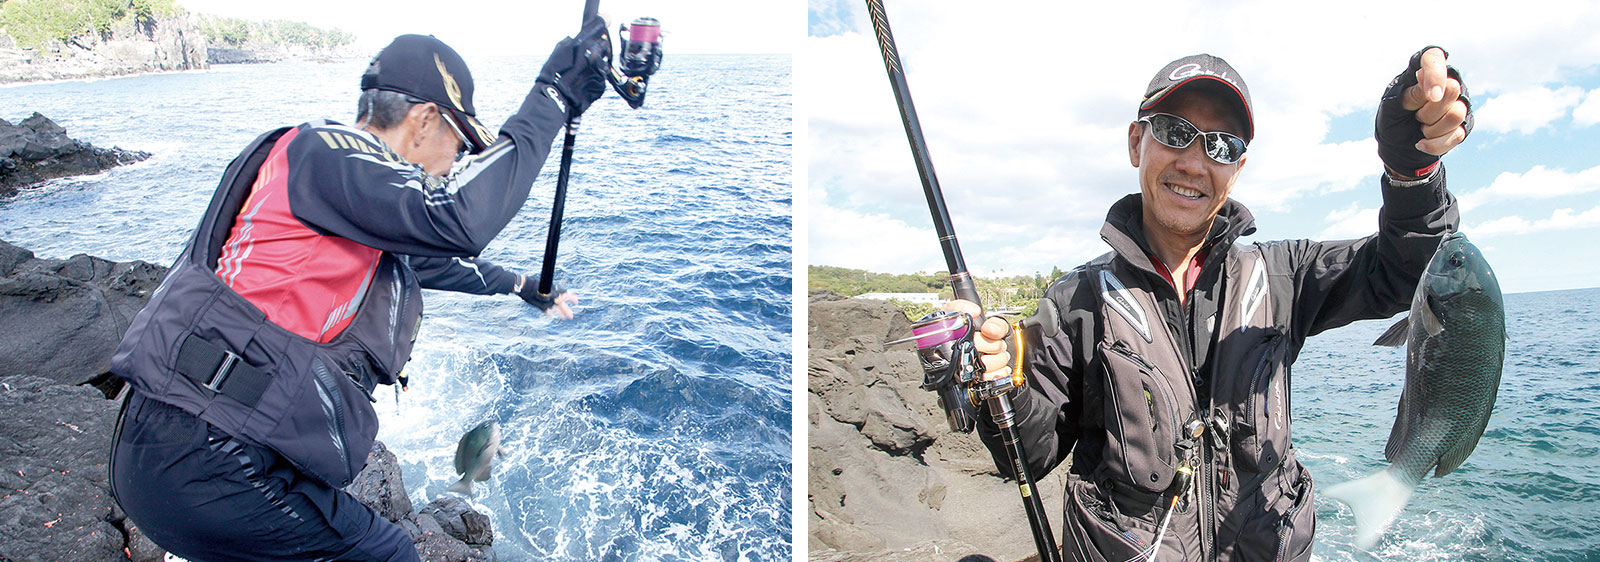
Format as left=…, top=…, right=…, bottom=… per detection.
left=437, top=109, right=471, bottom=159
left=1138, top=113, right=1248, bottom=165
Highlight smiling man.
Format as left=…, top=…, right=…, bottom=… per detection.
left=949, top=49, right=1471, bottom=560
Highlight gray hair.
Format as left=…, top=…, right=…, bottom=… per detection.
left=356, top=89, right=416, bottom=130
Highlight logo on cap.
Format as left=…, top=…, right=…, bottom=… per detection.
left=1169, top=63, right=1236, bottom=89
left=435, top=54, right=465, bottom=112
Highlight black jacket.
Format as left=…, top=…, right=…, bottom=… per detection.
left=979, top=170, right=1459, bottom=561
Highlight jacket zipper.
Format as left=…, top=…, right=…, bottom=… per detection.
left=1176, top=288, right=1215, bottom=562
left=1274, top=493, right=1305, bottom=562
left=1244, top=334, right=1282, bottom=431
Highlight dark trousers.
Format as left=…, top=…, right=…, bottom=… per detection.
left=110, top=390, right=419, bottom=562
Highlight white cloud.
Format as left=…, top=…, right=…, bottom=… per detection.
left=1318, top=203, right=1380, bottom=240
left=805, top=0, right=1600, bottom=274
left=1457, top=164, right=1600, bottom=211
left=1574, top=89, right=1600, bottom=127
left=808, top=200, right=941, bottom=273
left=1476, top=86, right=1586, bottom=135
left=1471, top=205, right=1600, bottom=236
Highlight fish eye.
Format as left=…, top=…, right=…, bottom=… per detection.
left=1448, top=253, right=1464, bottom=268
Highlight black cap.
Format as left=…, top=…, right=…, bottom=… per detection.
left=1140, top=54, right=1253, bottom=142
left=361, top=35, right=496, bottom=153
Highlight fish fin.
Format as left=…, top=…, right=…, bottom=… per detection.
left=1418, top=297, right=1444, bottom=337
left=446, top=477, right=474, bottom=497
left=1373, top=316, right=1409, bottom=347
left=1322, top=468, right=1415, bottom=550
left=1434, top=385, right=1499, bottom=477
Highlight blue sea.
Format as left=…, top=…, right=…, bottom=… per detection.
left=0, top=54, right=792, bottom=560
left=1296, top=287, right=1600, bottom=561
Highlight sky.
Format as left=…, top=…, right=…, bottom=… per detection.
left=804, top=0, right=1600, bottom=294
left=177, top=0, right=799, bottom=57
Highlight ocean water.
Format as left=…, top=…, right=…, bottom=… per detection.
left=1295, top=287, right=1600, bottom=561
left=0, top=54, right=792, bottom=560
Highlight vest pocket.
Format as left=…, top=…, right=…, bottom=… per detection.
left=1230, top=331, right=1292, bottom=474
left=1099, top=341, right=1183, bottom=494
left=1274, top=463, right=1316, bottom=562
left=260, top=352, right=380, bottom=488
left=1223, top=460, right=1316, bottom=562
left=1063, top=479, right=1152, bottom=562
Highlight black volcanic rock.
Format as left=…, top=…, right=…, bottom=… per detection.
left=0, top=241, right=496, bottom=561
left=0, top=375, right=124, bottom=562
left=350, top=441, right=416, bottom=523
left=0, top=113, right=150, bottom=197
left=0, top=239, right=166, bottom=391
left=421, top=496, right=496, bottom=548
left=807, top=292, right=1067, bottom=562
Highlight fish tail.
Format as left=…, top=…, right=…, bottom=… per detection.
left=446, top=477, right=475, bottom=497
left=1322, top=467, right=1415, bottom=549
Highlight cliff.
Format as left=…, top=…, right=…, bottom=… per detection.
left=0, top=14, right=207, bottom=84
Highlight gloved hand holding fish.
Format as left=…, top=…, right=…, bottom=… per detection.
left=449, top=421, right=506, bottom=497
left=1323, top=231, right=1506, bottom=548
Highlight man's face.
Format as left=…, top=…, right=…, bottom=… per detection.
left=1127, top=90, right=1249, bottom=240
left=414, top=105, right=467, bottom=177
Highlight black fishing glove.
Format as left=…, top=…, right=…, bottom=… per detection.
left=537, top=15, right=610, bottom=119
left=1375, top=46, right=1473, bottom=178
left=515, top=273, right=567, bottom=313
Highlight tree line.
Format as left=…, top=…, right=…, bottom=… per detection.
left=0, top=0, right=352, bottom=51
left=809, top=265, right=1068, bottom=319
left=195, top=14, right=353, bottom=50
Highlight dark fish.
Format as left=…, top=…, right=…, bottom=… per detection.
left=448, top=421, right=504, bottom=496
left=1324, top=231, right=1506, bottom=548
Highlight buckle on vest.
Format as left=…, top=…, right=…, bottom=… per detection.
left=207, top=351, right=241, bottom=392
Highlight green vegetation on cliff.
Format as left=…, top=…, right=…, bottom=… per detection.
left=0, top=0, right=353, bottom=51
left=809, top=265, right=950, bottom=299
left=809, top=265, right=1062, bottom=319
left=196, top=14, right=352, bottom=49
left=0, top=0, right=180, bottom=49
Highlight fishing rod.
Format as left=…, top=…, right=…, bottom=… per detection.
left=864, top=1, right=1062, bottom=561
left=538, top=0, right=664, bottom=298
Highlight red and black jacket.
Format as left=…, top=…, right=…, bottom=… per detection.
left=112, top=85, right=566, bottom=487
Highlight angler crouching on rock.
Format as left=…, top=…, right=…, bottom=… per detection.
left=107, top=24, right=609, bottom=561
left=950, top=48, right=1470, bottom=561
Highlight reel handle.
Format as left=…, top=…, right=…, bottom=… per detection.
left=972, top=298, right=1058, bottom=402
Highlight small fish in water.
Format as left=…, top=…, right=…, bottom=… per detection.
left=1323, top=231, right=1506, bottom=548
left=448, top=421, right=504, bottom=496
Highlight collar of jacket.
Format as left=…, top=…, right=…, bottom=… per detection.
left=1098, top=193, right=1258, bottom=279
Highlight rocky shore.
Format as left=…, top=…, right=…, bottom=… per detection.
left=0, top=16, right=207, bottom=85
left=807, top=291, right=1067, bottom=562
left=0, top=113, right=150, bottom=198
left=0, top=240, right=496, bottom=561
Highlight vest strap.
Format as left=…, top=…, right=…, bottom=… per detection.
left=175, top=334, right=270, bottom=408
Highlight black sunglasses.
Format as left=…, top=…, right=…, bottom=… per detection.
left=1139, top=113, right=1248, bottom=165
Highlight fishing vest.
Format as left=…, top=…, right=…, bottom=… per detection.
left=1060, top=244, right=1317, bottom=562
left=111, top=125, right=423, bottom=488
